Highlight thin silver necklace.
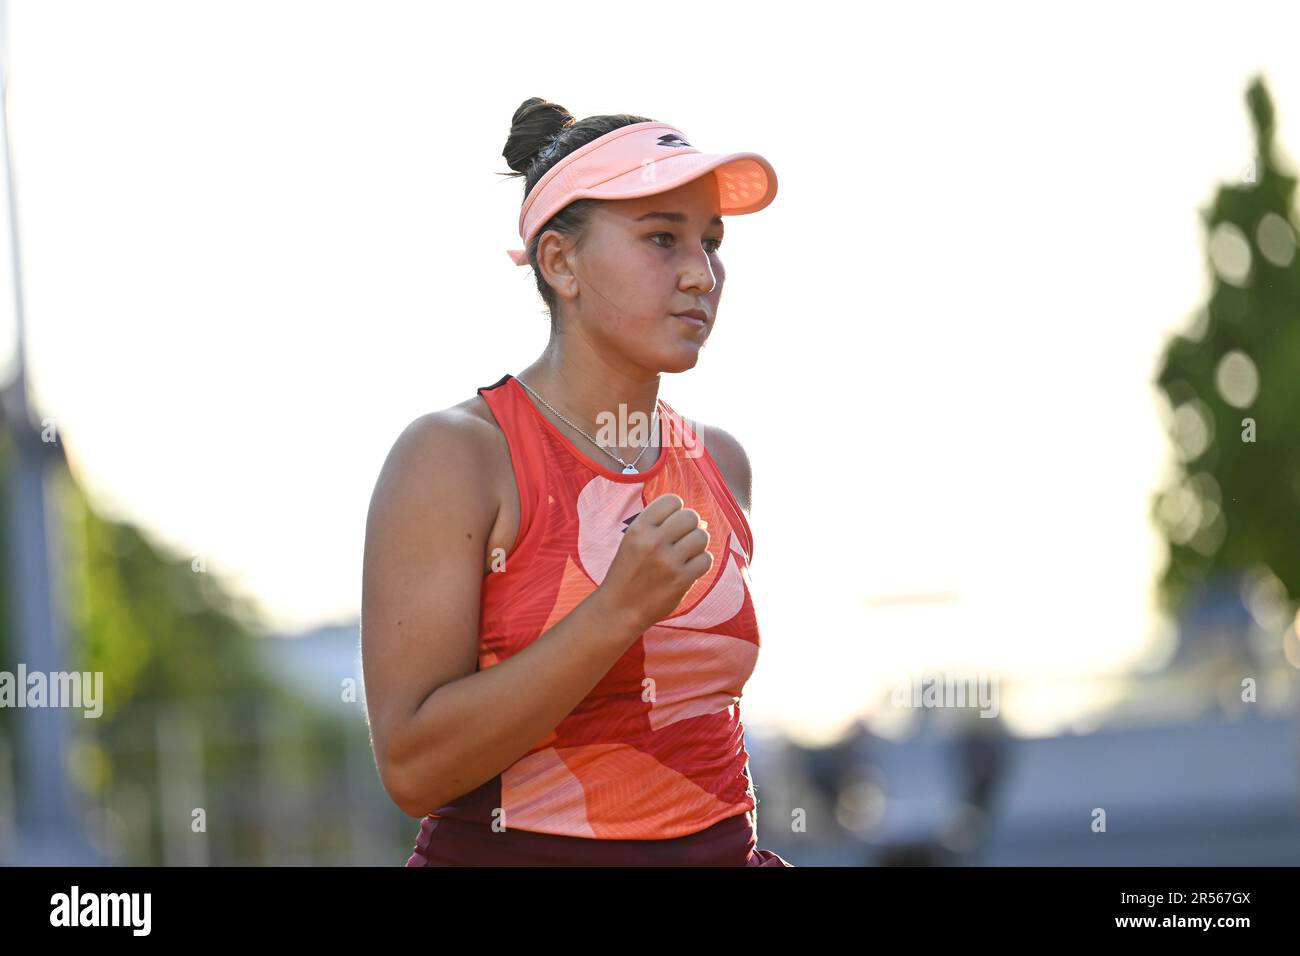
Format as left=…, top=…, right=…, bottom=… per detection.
left=515, top=375, right=660, bottom=474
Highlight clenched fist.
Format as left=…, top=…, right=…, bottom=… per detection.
left=595, top=493, right=713, bottom=634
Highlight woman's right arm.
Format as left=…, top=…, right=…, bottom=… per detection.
left=361, top=410, right=711, bottom=818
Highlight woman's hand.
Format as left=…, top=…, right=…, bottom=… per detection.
left=594, top=493, right=712, bottom=633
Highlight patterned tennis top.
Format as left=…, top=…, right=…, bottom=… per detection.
left=406, top=372, right=779, bottom=863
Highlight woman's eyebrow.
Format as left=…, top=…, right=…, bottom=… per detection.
left=634, top=211, right=725, bottom=227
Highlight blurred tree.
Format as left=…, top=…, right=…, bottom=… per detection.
left=0, top=426, right=359, bottom=863
left=1154, top=75, right=1300, bottom=611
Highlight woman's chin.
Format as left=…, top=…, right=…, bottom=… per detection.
left=657, top=345, right=704, bottom=374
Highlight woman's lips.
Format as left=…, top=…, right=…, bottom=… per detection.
left=672, top=312, right=707, bottom=328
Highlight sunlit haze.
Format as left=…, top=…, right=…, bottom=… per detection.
left=4, top=0, right=1298, bottom=744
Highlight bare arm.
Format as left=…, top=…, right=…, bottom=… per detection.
left=361, top=411, right=709, bottom=818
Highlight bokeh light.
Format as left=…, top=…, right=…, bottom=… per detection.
left=1214, top=349, right=1260, bottom=408
left=1208, top=221, right=1252, bottom=285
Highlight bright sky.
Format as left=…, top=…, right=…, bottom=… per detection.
left=2, top=1, right=1297, bottom=744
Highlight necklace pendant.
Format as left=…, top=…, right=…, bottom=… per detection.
left=621, top=464, right=639, bottom=474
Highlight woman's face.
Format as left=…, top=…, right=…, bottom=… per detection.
left=545, top=173, right=727, bottom=375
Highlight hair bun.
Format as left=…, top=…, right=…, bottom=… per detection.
left=502, top=98, right=576, bottom=174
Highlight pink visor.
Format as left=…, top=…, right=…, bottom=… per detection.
left=507, top=121, right=777, bottom=265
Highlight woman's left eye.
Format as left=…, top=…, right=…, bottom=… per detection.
left=650, top=233, right=724, bottom=252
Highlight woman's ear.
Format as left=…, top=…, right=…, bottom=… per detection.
left=536, top=230, right=580, bottom=303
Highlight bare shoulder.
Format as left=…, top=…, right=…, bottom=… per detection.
left=694, top=421, right=753, bottom=514
left=378, top=400, right=494, bottom=480
left=366, top=397, right=506, bottom=531
left=449, top=393, right=503, bottom=431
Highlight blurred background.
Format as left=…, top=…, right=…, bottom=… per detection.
left=0, top=1, right=1298, bottom=866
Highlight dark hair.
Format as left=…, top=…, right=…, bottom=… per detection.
left=499, top=98, right=654, bottom=324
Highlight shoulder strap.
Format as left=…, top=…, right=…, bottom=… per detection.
left=660, top=399, right=755, bottom=564
left=476, top=375, right=547, bottom=561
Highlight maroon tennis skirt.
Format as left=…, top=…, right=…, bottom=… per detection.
left=405, top=811, right=793, bottom=867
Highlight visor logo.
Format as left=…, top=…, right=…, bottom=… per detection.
left=657, top=133, right=692, bottom=149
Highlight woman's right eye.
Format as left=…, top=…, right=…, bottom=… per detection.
left=649, top=233, right=674, bottom=247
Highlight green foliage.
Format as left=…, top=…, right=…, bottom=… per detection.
left=1154, top=75, right=1300, bottom=611
left=56, top=466, right=277, bottom=712
left=0, top=425, right=368, bottom=862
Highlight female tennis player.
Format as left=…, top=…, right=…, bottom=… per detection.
left=361, top=98, right=791, bottom=866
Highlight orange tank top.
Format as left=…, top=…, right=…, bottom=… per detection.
left=422, top=372, right=763, bottom=840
